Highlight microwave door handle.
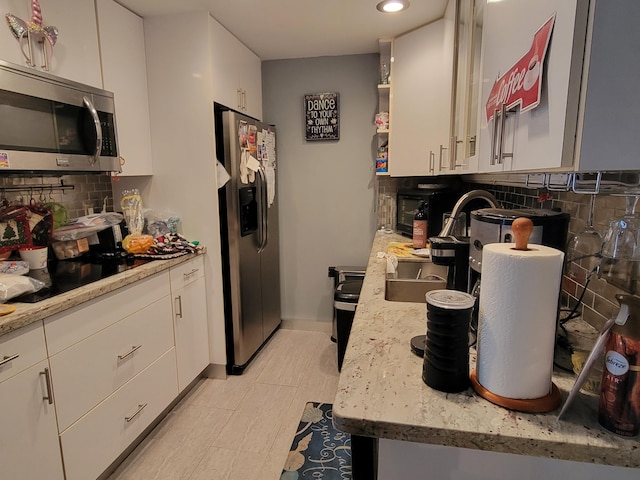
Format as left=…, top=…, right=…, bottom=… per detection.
left=83, top=96, right=102, bottom=165
left=257, top=166, right=268, bottom=253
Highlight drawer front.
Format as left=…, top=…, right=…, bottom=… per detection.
left=60, top=348, right=178, bottom=480
left=0, top=322, right=47, bottom=383
left=170, top=255, right=205, bottom=290
left=44, top=271, right=171, bottom=355
left=50, top=295, right=174, bottom=432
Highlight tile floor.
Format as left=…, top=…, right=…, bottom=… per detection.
left=107, top=328, right=340, bottom=480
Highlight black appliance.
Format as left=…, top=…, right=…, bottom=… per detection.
left=14, top=254, right=146, bottom=303
left=429, top=235, right=471, bottom=292
left=467, top=208, right=570, bottom=342
left=396, top=189, right=458, bottom=239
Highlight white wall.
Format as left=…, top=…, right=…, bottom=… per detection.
left=262, top=54, right=379, bottom=327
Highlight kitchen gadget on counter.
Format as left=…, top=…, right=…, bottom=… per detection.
left=429, top=235, right=470, bottom=292
left=471, top=218, right=565, bottom=412
left=468, top=208, right=570, bottom=341
left=396, top=188, right=458, bottom=239
left=422, top=289, right=475, bottom=393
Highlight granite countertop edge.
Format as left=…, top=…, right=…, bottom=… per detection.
left=332, top=231, right=640, bottom=469
left=0, top=250, right=205, bottom=338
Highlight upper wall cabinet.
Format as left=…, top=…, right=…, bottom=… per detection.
left=0, top=0, right=102, bottom=87
left=96, top=0, right=154, bottom=176
left=476, top=0, right=640, bottom=173
left=388, top=18, right=454, bottom=177
left=450, top=0, right=482, bottom=173
left=210, top=21, right=262, bottom=120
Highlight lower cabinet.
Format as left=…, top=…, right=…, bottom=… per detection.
left=170, top=255, right=209, bottom=392
left=0, top=323, right=64, bottom=480
left=3, top=255, right=209, bottom=478
left=60, top=349, right=178, bottom=480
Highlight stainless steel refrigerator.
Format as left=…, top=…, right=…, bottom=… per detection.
left=215, top=105, right=281, bottom=375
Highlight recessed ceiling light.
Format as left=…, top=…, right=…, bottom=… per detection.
left=376, top=0, right=410, bottom=13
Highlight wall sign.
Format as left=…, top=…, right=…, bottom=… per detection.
left=485, top=14, right=555, bottom=123
left=304, top=92, right=339, bottom=141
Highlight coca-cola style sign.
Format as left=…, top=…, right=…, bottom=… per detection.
left=485, top=14, right=556, bottom=123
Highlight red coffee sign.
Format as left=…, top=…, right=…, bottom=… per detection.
left=485, top=14, right=555, bottom=123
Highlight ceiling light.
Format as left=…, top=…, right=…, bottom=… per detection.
left=376, top=0, right=410, bottom=13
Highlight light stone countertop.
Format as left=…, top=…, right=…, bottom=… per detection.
left=0, top=252, right=204, bottom=338
left=332, top=231, right=640, bottom=469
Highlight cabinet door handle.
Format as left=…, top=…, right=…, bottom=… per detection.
left=241, top=89, right=247, bottom=110
left=117, top=345, right=142, bottom=361
left=175, top=295, right=183, bottom=319
left=497, top=103, right=513, bottom=164
left=125, top=403, right=148, bottom=423
left=40, top=367, right=54, bottom=405
left=439, top=144, right=447, bottom=171
left=237, top=88, right=242, bottom=110
left=428, top=150, right=435, bottom=173
left=0, top=353, right=19, bottom=366
left=490, top=108, right=500, bottom=165
left=183, top=268, right=199, bottom=280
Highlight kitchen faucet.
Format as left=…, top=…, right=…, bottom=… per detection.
left=439, top=189, right=501, bottom=237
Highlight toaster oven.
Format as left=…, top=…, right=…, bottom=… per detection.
left=396, top=190, right=458, bottom=238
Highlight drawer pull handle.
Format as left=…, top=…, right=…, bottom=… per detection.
left=0, top=353, right=19, bottom=366
left=124, top=403, right=148, bottom=423
left=183, top=268, right=199, bottom=279
left=175, top=295, right=183, bottom=319
left=118, top=345, right=142, bottom=361
left=41, top=367, right=54, bottom=405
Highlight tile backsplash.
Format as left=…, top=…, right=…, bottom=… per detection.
left=0, top=174, right=115, bottom=219
left=376, top=176, right=637, bottom=330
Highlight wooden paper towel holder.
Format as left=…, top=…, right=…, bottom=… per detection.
left=470, top=370, right=561, bottom=413
left=470, top=217, right=561, bottom=413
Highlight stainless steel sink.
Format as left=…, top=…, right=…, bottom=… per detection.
left=385, top=260, right=448, bottom=303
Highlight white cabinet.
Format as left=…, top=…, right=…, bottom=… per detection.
left=210, top=19, right=263, bottom=119
left=450, top=0, right=483, bottom=173
left=388, top=19, right=453, bottom=176
left=60, top=350, right=177, bottom=480
left=44, top=271, right=177, bottom=480
left=476, top=0, right=640, bottom=173
left=0, top=322, right=64, bottom=480
left=170, top=255, right=209, bottom=391
left=48, top=293, right=174, bottom=431
left=0, top=0, right=102, bottom=87
left=477, top=0, right=587, bottom=173
left=96, top=0, right=154, bottom=176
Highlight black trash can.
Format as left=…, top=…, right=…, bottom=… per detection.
left=328, top=266, right=366, bottom=342
left=335, top=278, right=363, bottom=372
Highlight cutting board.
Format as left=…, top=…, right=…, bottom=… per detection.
left=388, top=242, right=421, bottom=258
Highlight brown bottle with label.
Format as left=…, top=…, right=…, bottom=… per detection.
left=598, top=294, right=640, bottom=437
left=412, top=201, right=428, bottom=249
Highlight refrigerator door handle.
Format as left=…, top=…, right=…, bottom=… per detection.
left=257, top=166, right=269, bottom=253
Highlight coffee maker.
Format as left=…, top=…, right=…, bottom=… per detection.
left=468, top=208, right=570, bottom=339
left=430, top=235, right=470, bottom=292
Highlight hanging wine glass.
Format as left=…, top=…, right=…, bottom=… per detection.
left=602, top=195, right=640, bottom=260
left=566, top=194, right=603, bottom=277
left=600, top=195, right=640, bottom=294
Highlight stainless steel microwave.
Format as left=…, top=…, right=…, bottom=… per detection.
left=0, top=60, right=121, bottom=174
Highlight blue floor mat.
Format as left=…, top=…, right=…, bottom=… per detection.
left=280, top=402, right=352, bottom=479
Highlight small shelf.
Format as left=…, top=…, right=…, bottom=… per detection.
left=378, top=84, right=391, bottom=90
left=377, top=129, right=390, bottom=134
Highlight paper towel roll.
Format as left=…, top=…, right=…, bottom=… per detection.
left=476, top=243, right=564, bottom=399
